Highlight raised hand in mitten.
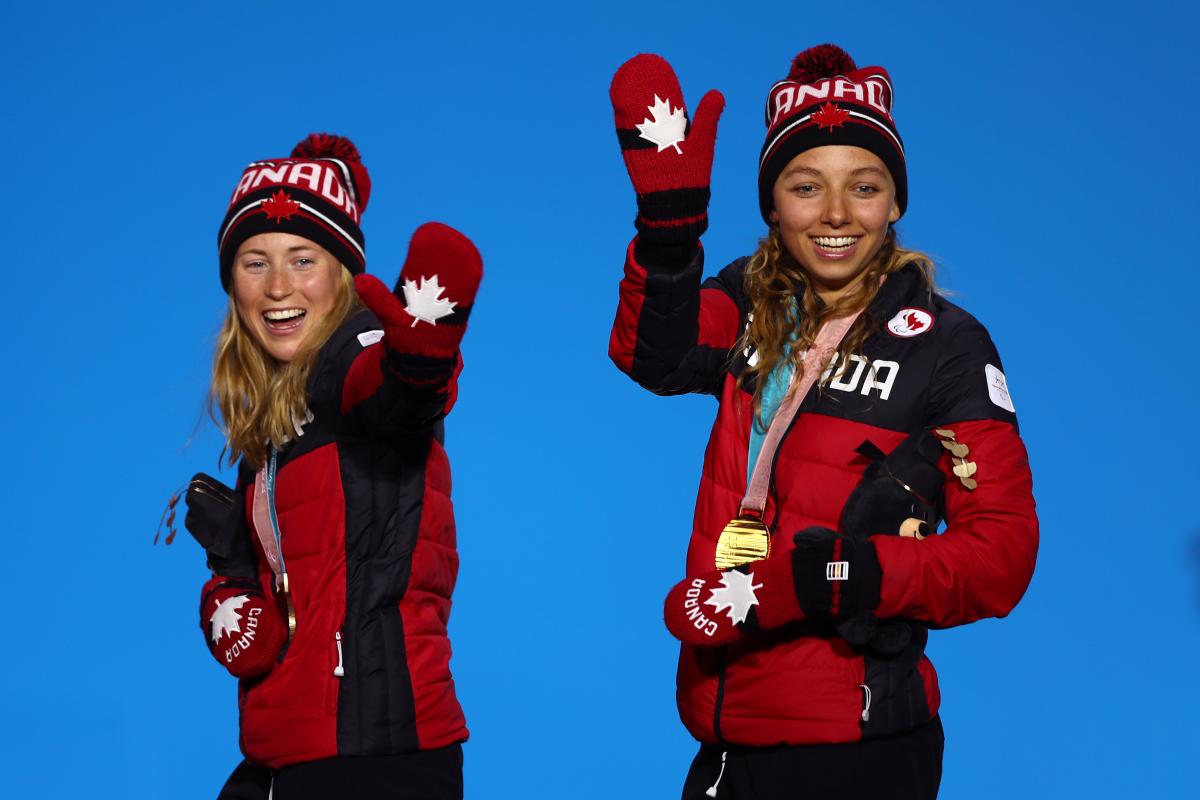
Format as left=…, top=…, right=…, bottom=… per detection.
left=354, top=222, right=482, bottom=387
left=611, top=54, right=724, bottom=245
left=200, top=576, right=286, bottom=679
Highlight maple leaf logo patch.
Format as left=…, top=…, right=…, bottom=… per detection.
left=402, top=274, right=457, bottom=326
left=813, top=102, right=850, bottom=132
left=636, top=95, right=687, bottom=154
left=886, top=308, right=934, bottom=338
left=210, top=594, right=251, bottom=643
left=262, top=190, right=301, bottom=223
left=704, top=570, right=763, bottom=625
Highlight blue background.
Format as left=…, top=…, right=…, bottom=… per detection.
left=2, top=1, right=1196, bottom=796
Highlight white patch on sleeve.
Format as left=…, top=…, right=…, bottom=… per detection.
left=357, top=330, right=385, bottom=347
left=985, top=364, right=1015, bottom=412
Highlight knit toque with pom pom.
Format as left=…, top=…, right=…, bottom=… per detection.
left=217, top=133, right=371, bottom=290
left=757, top=44, right=906, bottom=222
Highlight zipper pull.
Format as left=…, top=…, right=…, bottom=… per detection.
left=859, top=683, right=872, bottom=722
left=334, top=629, right=345, bottom=677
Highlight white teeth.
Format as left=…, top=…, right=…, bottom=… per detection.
left=813, top=236, right=858, bottom=248
left=264, top=309, right=305, bottom=321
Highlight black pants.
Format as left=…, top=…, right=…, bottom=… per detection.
left=682, top=717, right=943, bottom=800
left=217, top=744, right=464, bottom=800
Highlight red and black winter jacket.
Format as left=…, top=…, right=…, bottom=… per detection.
left=228, top=309, right=468, bottom=768
left=610, top=240, right=1038, bottom=746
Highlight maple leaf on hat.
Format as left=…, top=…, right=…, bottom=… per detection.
left=262, top=189, right=301, bottom=222
left=402, top=274, right=457, bottom=327
left=704, top=570, right=763, bottom=625
left=813, top=102, right=850, bottom=132
left=636, top=95, right=687, bottom=154
left=210, top=594, right=250, bottom=643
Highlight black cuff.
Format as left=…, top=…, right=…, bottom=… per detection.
left=848, top=540, right=883, bottom=618
left=635, top=186, right=710, bottom=245
left=633, top=239, right=700, bottom=273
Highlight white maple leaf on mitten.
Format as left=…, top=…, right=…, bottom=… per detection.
left=402, top=275, right=457, bottom=327
left=704, top=570, right=763, bottom=625
left=210, top=594, right=250, bottom=642
left=636, top=95, right=687, bottom=154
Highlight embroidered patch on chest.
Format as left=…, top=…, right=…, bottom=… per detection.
left=886, top=308, right=934, bottom=338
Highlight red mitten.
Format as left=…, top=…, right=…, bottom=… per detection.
left=610, top=54, right=724, bottom=244
left=354, top=222, right=482, bottom=383
left=663, top=557, right=803, bottom=646
left=200, top=577, right=285, bottom=679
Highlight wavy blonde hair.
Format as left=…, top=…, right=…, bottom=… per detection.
left=738, top=226, right=936, bottom=421
left=210, top=266, right=361, bottom=468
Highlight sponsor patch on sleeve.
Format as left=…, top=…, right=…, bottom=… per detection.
left=357, top=330, right=385, bottom=347
left=985, top=363, right=1015, bottom=412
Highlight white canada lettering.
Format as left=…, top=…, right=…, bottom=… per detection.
left=864, top=79, right=890, bottom=116
left=252, top=163, right=290, bottom=190
left=771, top=80, right=833, bottom=126
left=683, top=579, right=719, bottom=636
left=229, top=162, right=360, bottom=222
left=288, top=162, right=321, bottom=192
left=771, top=75, right=892, bottom=126
left=772, top=86, right=796, bottom=125
left=825, top=353, right=900, bottom=400
left=224, top=611, right=260, bottom=662
left=833, top=78, right=864, bottom=103
left=322, top=168, right=346, bottom=208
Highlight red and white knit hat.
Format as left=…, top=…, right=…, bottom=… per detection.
left=217, top=133, right=371, bottom=290
left=758, top=45, right=906, bottom=222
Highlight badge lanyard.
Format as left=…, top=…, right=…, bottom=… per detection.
left=713, top=307, right=866, bottom=569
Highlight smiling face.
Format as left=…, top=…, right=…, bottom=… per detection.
left=770, top=145, right=900, bottom=303
left=231, top=232, right=343, bottom=363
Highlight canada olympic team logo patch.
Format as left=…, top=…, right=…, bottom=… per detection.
left=886, top=308, right=934, bottom=338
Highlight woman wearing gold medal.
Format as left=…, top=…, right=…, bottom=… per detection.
left=183, top=133, right=481, bottom=799
left=609, top=46, right=1038, bottom=798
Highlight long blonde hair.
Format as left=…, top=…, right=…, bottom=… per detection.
left=738, top=226, right=936, bottom=420
left=210, top=266, right=361, bottom=468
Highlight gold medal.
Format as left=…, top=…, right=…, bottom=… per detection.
left=715, top=516, right=772, bottom=569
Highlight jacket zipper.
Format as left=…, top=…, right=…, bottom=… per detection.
left=859, top=682, right=872, bottom=722
left=710, top=376, right=806, bottom=738
left=712, top=647, right=728, bottom=744
left=334, top=629, right=345, bottom=677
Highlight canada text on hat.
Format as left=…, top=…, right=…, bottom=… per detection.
left=217, top=133, right=371, bottom=291
left=756, top=44, right=908, bottom=221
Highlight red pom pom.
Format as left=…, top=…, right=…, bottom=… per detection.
left=788, top=44, right=857, bottom=84
left=291, top=133, right=362, bottom=163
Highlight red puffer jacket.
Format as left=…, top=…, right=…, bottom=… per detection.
left=230, top=309, right=468, bottom=768
left=610, top=241, right=1038, bottom=745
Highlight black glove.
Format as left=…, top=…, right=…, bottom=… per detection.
left=790, top=527, right=882, bottom=623
left=185, top=473, right=256, bottom=578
